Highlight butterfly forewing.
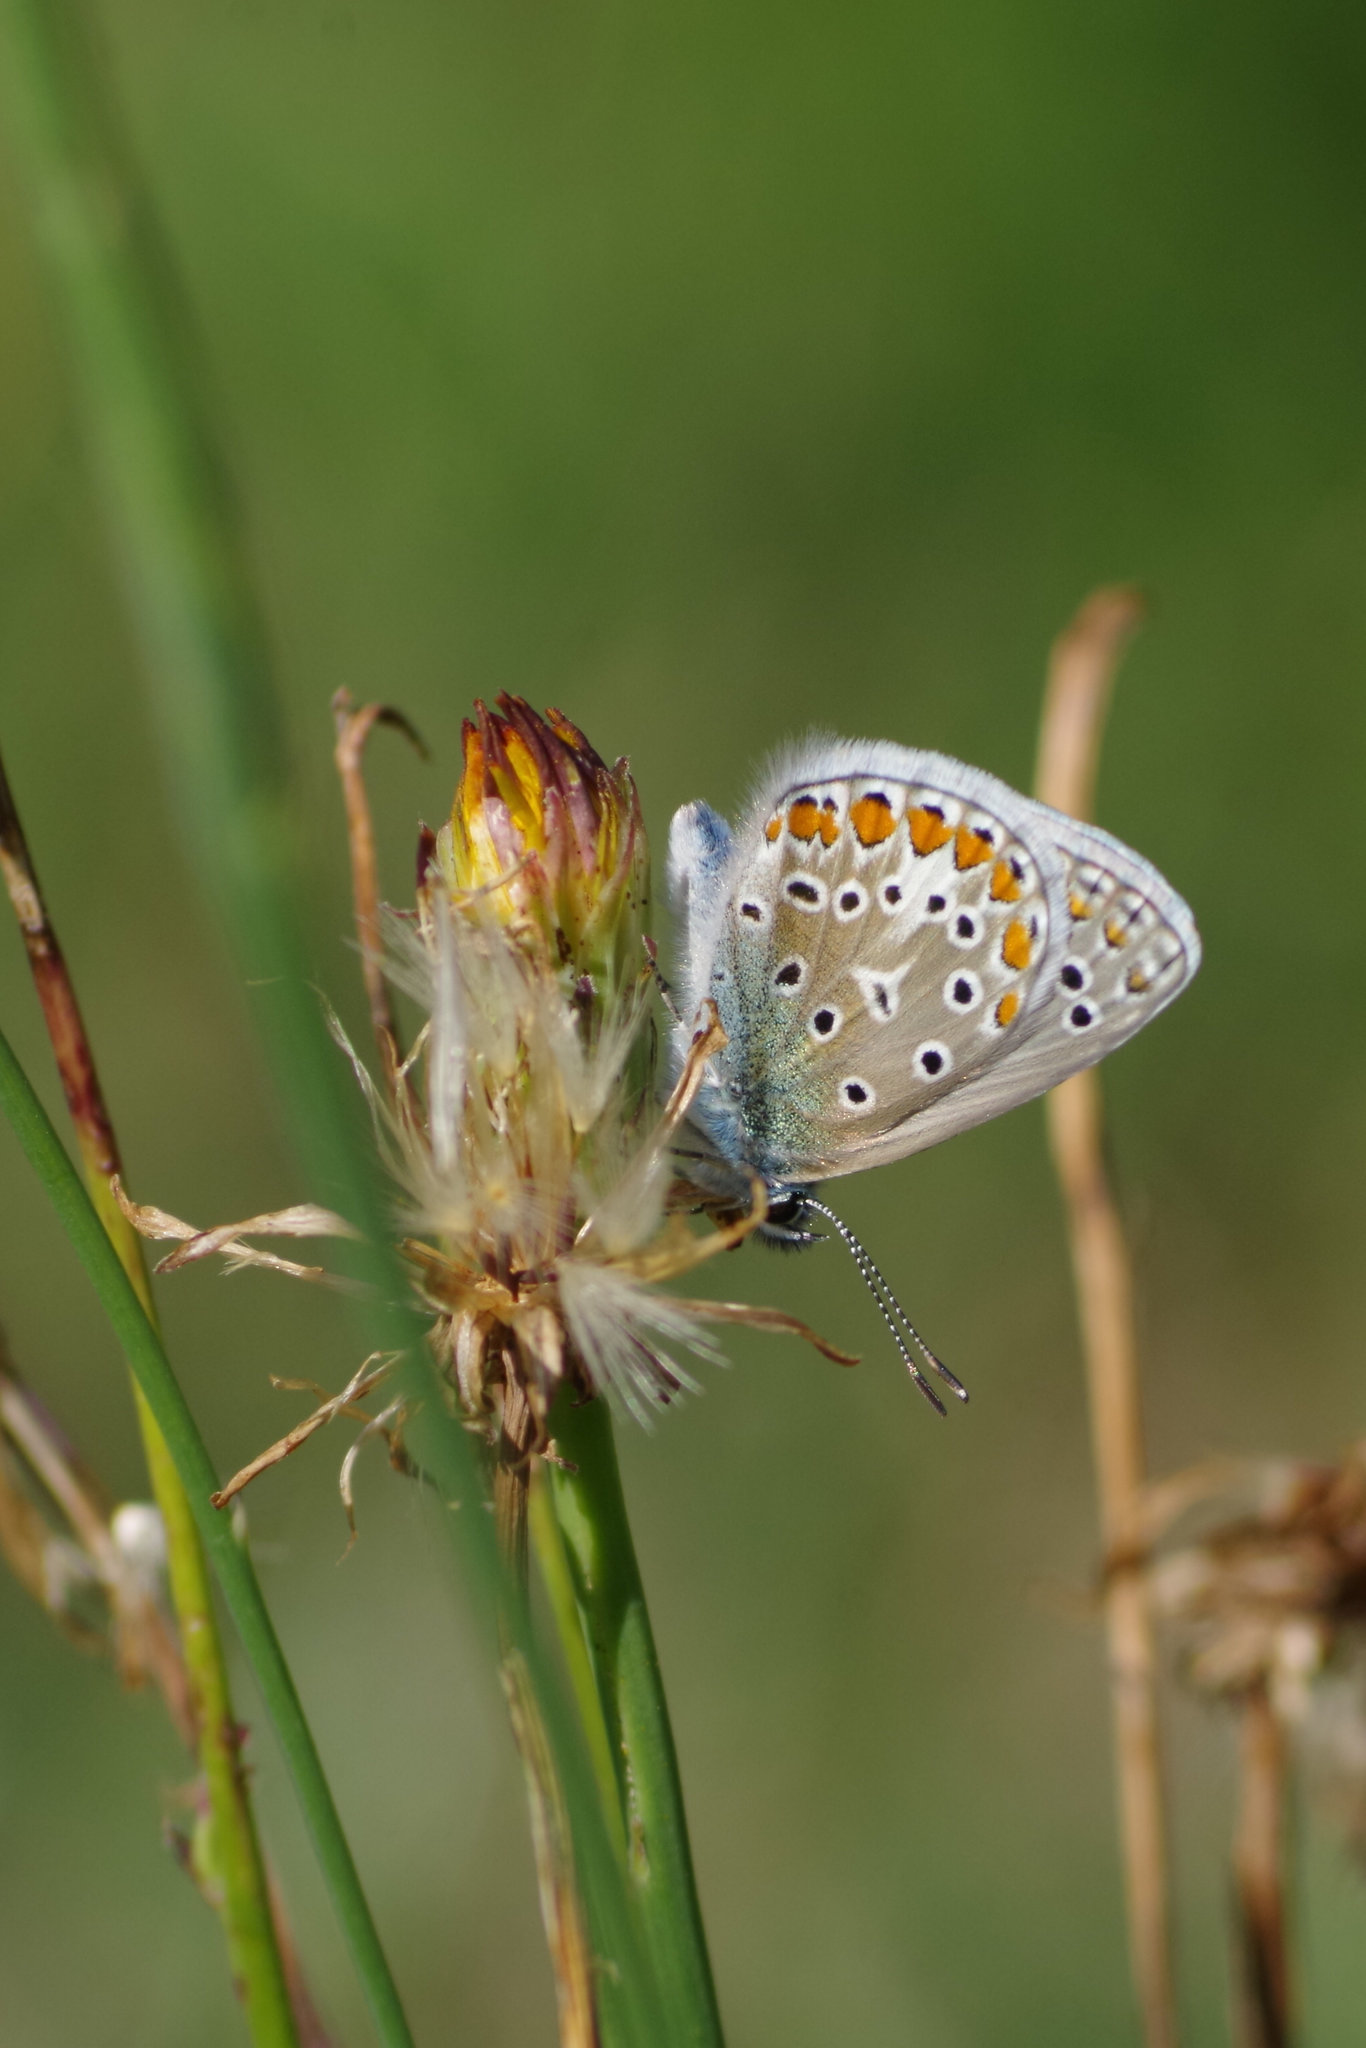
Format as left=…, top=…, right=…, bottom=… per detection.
left=672, top=739, right=1199, bottom=1193
left=711, top=772, right=1056, bottom=1180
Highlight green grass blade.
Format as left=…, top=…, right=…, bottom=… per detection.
left=549, top=1393, right=725, bottom=2048
left=0, top=742, right=299, bottom=2048
left=0, top=4, right=677, bottom=2035
left=0, top=1022, right=415, bottom=2048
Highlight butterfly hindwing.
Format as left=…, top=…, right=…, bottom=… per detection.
left=670, top=740, right=1200, bottom=1193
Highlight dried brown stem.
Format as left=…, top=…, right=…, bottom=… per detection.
left=1233, top=1684, right=1292, bottom=2048
left=494, top=1361, right=537, bottom=1578
left=0, top=751, right=119, bottom=1183
left=0, top=1354, right=193, bottom=1731
left=502, top=1650, right=602, bottom=2048
left=1036, top=586, right=1178, bottom=2048
left=332, top=689, right=428, bottom=1091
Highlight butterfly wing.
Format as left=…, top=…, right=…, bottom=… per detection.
left=670, top=740, right=1199, bottom=1189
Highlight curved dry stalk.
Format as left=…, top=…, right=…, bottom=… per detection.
left=0, top=1347, right=191, bottom=1728
left=332, top=690, right=429, bottom=1090
left=1233, top=1684, right=1291, bottom=2048
left=1035, top=585, right=1179, bottom=2048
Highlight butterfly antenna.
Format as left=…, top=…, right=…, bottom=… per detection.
left=803, top=1198, right=968, bottom=1414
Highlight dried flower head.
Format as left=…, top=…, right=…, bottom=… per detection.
left=1149, top=1446, right=1366, bottom=1853
left=397, top=697, right=848, bottom=1435
left=129, top=696, right=852, bottom=1511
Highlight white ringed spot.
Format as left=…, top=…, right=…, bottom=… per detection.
left=783, top=873, right=828, bottom=912
left=943, top=969, right=983, bottom=1013
left=833, top=880, right=870, bottom=921
left=913, top=1040, right=954, bottom=1080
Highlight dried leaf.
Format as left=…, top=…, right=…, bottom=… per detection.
left=211, top=1356, right=396, bottom=1509
left=670, top=1295, right=859, bottom=1366
left=113, top=1176, right=360, bottom=1283
left=338, top=1397, right=407, bottom=1551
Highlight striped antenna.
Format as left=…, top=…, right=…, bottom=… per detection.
left=803, top=1197, right=969, bottom=1417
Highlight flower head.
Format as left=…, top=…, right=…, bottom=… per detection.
left=1149, top=1446, right=1366, bottom=1856
left=449, top=697, right=648, bottom=1003
left=126, top=696, right=852, bottom=1502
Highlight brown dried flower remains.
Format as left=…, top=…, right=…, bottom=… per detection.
left=123, top=696, right=851, bottom=1520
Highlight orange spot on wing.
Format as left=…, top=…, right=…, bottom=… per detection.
left=909, top=804, right=952, bottom=855
left=849, top=794, right=895, bottom=846
left=1127, top=967, right=1150, bottom=993
left=955, top=823, right=994, bottom=869
left=765, top=815, right=782, bottom=842
left=788, top=799, right=820, bottom=842
left=1001, top=919, right=1032, bottom=972
left=818, top=799, right=842, bottom=846
left=1104, top=916, right=1130, bottom=948
left=1070, top=892, right=1093, bottom=920
left=990, top=859, right=1022, bottom=902
left=994, top=991, right=1020, bottom=1028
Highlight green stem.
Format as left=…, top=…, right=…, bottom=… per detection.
left=0, top=739, right=296, bottom=2045
left=548, top=1393, right=724, bottom=2048
left=0, top=1026, right=414, bottom=2048
left=529, top=1465, right=628, bottom=1870
left=0, top=2, right=673, bottom=2036
left=120, top=1237, right=299, bottom=2047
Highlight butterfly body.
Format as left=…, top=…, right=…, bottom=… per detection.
left=669, top=737, right=1200, bottom=1225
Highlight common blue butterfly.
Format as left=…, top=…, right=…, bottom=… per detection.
left=668, top=739, right=1200, bottom=1408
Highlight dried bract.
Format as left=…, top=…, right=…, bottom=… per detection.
left=1149, top=1446, right=1366, bottom=1851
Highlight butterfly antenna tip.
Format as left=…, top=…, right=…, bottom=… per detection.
left=804, top=1197, right=968, bottom=1408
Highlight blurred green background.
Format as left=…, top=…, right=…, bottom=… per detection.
left=1, top=0, right=1364, bottom=2041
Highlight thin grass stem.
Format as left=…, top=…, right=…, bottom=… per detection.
left=529, top=1467, right=629, bottom=1872
left=0, top=1022, right=414, bottom=2048
left=497, top=1369, right=604, bottom=2048
left=1232, top=1684, right=1291, bottom=2048
left=0, top=743, right=298, bottom=2046
left=1035, top=586, right=1179, bottom=2048
left=0, top=3, right=673, bottom=2035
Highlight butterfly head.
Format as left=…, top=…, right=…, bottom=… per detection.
left=756, top=1184, right=824, bottom=1248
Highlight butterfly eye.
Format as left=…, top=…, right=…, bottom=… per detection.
left=913, top=1041, right=953, bottom=1080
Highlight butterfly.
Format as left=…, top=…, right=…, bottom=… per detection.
left=667, top=738, right=1200, bottom=1410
